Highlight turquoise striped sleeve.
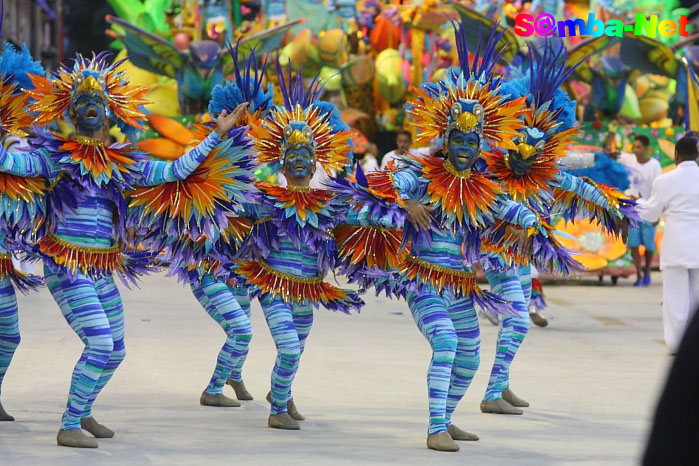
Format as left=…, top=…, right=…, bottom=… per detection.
left=553, top=171, right=611, bottom=210
left=344, top=205, right=396, bottom=228
left=0, top=144, right=57, bottom=178
left=138, top=132, right=221, bottom=186
left=492, top=196, right=539, bottom=229
left=393, top=168, right=421, bottom=201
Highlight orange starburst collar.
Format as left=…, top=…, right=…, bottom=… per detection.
left=417, top=154, right=503, bottom=229
left=56, top=135, right=143, bottom=187
left=256, top=182, right=335, bottom=224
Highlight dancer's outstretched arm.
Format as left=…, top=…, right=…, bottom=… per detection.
left=138, top=103, right=247, bottom=186
left=0, top=144, right=57, bottom=178
left=492, top=196, right=539, bottom=229
left=553, top=171, right=612, bottom=211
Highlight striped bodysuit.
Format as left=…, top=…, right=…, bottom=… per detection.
left=391, top=160, right=539, bottom=435
left=482, top=171, right=616, bottom=402
left=0, top=131, right=221, bottom=430
left=233, top=183, right=363, bottom=416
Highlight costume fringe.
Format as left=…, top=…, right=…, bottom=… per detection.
left=553, top=179, right=640, bottom=237
left=234, top=259, right=363, bottom=313
left=39, top=234, right=158, bottom=285
left=0, top=254, right=43, bottom=293
left=530, top=277, right=547, bottom=310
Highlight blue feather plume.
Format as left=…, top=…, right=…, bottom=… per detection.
left=452, top=20, right=505, bottom=82
left=276, top=60, right=324, bottom=110
left=0, top=42, right=44, bottom=90
left=208, top=40, right=274, bottom=117
left=527, top=41, right=583, bottom=111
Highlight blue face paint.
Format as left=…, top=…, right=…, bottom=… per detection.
left=507, top=150, right=535, bottom=178
left=72, top=92, right=107, bottom=133
left=447, top=129, right=480, bottom=171
left=283, top=147, right=315, bottom=179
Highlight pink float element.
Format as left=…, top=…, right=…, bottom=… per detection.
left=173, top=32, right=191, bottom=50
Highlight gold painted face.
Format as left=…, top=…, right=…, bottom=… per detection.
left=286, top=129, right=311, bottom=146
left=516, top=142, right=537, bottom=159
left=75, top=75, right=106, bottom=96
left=449, top=100, right=485, bottom=133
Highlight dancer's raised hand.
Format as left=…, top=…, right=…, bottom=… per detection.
left=215, top=102, right=248, bottom=137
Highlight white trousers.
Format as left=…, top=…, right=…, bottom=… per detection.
left=662, top=267, right=699, bottom=352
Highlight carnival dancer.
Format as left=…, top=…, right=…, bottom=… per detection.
left=479, top=42, right=637, bottom=415
left=0, top=52, right=241, bottom=448
left=0, top=34, right=46, bottom=422
left=129, top=43, right=272, bottom=406
left=232, top=64, right=363, bottom=430
left=337, top=24, right=559, bottom=452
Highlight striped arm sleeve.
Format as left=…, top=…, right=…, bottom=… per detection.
left=138, top=132, right=222, bottom=186
left=553, top=171, right=611, bottom=210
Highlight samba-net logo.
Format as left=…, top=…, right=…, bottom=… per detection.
left=514, top=13, right=691, bottom=38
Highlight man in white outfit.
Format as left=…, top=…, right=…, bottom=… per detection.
left=380, top=130, right=414, bottom=169
left=639, top=137, right=699, bottom=353
left=621, top=135, right=662, bottom=286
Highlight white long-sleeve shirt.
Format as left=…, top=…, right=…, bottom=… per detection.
left=639, top=161, right=699, bottom=269
left=619, top=153, right=662, bottom=199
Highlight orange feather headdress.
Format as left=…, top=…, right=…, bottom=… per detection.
left=247, top=63, right=353, bottom=174
left=26, top=52, right=149, bottom=139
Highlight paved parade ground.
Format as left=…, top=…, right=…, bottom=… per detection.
left=0, top=271, right=671, bottom=465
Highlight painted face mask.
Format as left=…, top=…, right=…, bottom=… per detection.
left=70, top=71, right=109, bottom=133
left=281, top=121, right=317, bottom=180
left=506, top=126, right=546, bottom=178
left=283, top=147, right=315, bottom=178
left=444, top=98, right=484, bottom=171
left=447, top=129, right=480, bottom=170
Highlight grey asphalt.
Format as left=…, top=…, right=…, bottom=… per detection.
left=0, top=271, right=671, bottom=465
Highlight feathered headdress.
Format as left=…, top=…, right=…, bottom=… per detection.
left=247, top=62, right=352, bottom=173
left=485, top=41, right=583, bottom=201
left=27, top=51, right=149, bottom=139
left=208, top=40, right=274, bottom=123
left=0, top=0, right=44, bottom=136
left=407, top=22, right=525, bottom=152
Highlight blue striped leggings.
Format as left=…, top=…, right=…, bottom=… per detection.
left=407, top=288, right=480, bottom=435
left=44, top=265, right=125, bottom=431
left=0, top=278, right=18, bottom=397
left=483, top=265, right=532, bottom=401
left=191, top=275, right=252, bottom=395
left=230, top=286, right=251, bottom=383
left=260, top=294, right=313, bottom=415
